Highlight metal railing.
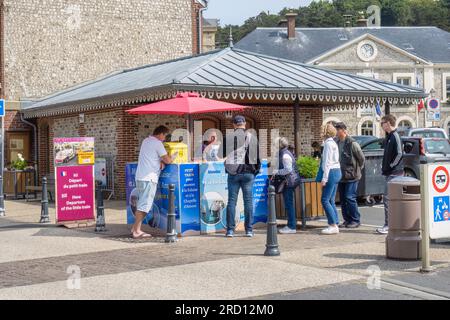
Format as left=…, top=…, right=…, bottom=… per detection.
left=95, top=153, right=115, bottom=200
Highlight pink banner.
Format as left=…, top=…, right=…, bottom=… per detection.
left=56, top=165, right=95, bottom=223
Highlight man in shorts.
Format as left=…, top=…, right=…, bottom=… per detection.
left=132, top=125, right=176, bottom=239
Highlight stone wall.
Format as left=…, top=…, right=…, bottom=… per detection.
left=3, top=0, right=194, bottom=100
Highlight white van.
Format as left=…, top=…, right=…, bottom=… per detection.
left=405, top=128, right=449, bottom=140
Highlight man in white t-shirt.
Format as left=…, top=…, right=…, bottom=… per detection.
left=132, top=125, right=176, bottom=239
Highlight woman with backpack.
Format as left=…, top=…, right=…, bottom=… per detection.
left=273, top=137, right=301, bottom=234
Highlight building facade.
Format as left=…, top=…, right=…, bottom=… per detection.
left=1, top=0, right=205, bottom=168
left=23, top=48, right=424, bottom=199
left=236, top=16, right=450, bottom=138
left=202, top=18, right=218, bottom=52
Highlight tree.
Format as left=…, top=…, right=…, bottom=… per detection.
left=213, top=0, right=450, bottom=49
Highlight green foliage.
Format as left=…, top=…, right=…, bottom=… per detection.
left=11, top=158, right=27, bottom=171
left=215, top=0, right=450, bottom=47
left=296, top=156, right=320, bottom=179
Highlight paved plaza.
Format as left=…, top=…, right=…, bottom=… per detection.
left=0, top=200, right=449, bottom=300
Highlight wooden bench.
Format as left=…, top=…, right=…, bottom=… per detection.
left=25, top=176, right=56, bottom=202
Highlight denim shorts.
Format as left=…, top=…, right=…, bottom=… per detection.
left=136, top=180, right=158, bottom=213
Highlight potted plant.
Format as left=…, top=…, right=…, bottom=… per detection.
left=296, top=156, right=324, bottom=219
left=4, top=154, right=35, bottom=198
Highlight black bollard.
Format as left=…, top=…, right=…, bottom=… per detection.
left=165, top=184, right=177, bottom=243
left=39, top=177, right=50, bottom=223
left=264, top=185, right=280, bottom=256
left=95, top=181, right=106, bottom=232
left=300, top=181, right=307, bottom=231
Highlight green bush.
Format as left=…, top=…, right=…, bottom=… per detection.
left=11, top=154, right=27, bottom=171
left=297, top=156, right=320, bottom=179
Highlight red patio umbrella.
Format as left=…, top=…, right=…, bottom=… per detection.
left=126, top=92, right=246, bottom=115
left=126, top=92, right=247, bottom=159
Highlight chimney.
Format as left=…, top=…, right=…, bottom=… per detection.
left=356, top=11, right=368, bottom=27
left=278, top=19, right=288, bottom=28
left=285, top=12, right=298, bottom=40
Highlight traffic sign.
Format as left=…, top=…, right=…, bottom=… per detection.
left=0, top=99, right=4, bottom=117
left=422, top=164, right=450, bottom=240
left=432, top=166, right=449, bottom=193
left=427, top=98, right=440, bottom=110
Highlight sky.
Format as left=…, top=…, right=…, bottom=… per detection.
left=203, top=0, right=313, bottom=26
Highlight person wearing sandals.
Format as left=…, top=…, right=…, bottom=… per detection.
left=132, top=125, right=177, bottom=239
left=275, top=137, right=301, bottom=234
left=319, top=123, right=342, bottom=235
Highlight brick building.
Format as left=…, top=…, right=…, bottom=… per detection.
left=0, top=0, right=206, bottom=168
left=22, top=48, right=425, bottom=199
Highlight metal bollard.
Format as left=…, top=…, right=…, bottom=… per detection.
left=165, top=184, right=177, bottom=243
left=39, top=177, right=50, bottom=223
left=264, top=185, right=280, bottom=256
left=95, top=181, right=106, bottom=232
left=300, top=181, right=307, bottom=231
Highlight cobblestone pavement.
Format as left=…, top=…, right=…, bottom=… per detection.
left=0, top=200, right=449, bottom=299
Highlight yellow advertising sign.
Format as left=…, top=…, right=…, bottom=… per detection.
left=78, top=151, right=95, bottom=165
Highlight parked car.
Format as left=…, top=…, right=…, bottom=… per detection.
left=352, top=135, right=378, bottom=146
left=404, top=127, right=448, bottom=140
left=358, top=136, right=450, bottom=179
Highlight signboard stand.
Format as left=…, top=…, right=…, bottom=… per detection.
left=54, top=138, right=96, bottom=228
left=62, top=220, right=96, bottom=229
left=420, top=164, right=433, bottom=273
left=420, top=163, right=450, bottom=273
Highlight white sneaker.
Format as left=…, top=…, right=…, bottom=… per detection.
left=376, top=226, right=389, bottom=234
left=321, top=226, right=339, bottom=235
left=278, top=226, right=297, bottom=234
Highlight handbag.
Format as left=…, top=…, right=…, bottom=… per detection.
left=271, top=174, right=288, bottom=194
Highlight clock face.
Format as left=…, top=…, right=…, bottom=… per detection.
left=361, top=44, right=375, bottom=58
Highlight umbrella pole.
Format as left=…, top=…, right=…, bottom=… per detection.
left=187, top=114, right=194, bottom=162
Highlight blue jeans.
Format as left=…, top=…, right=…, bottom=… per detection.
left=283, top=187, right=296, bottom=229
left=338, top=181, right=360, bottom=224
left=321, top=168, right=342, bottom=226
left=227, top=173, right=255, bottom=232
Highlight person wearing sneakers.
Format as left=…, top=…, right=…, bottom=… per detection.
left=320, top=123, right=342, bottom=235
left=132, top=125, right=176, bottom=239
left=224, top=115, right=261, bottom=238
left=275, top=137, right=301, bottom=234
left=335, top=122, right=365, bottom=229
left=376, top=115, right=404, bottom=235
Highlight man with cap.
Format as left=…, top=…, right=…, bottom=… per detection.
left=224, top=115, right=261, bottom=238
left=335, top=122, right=365, bottom=228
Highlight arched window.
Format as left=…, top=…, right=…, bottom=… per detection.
left=398, top=120, right=412, bottom=133
left=361, top=121, right=374, bottom=136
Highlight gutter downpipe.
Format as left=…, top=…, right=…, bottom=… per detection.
left=198, top=0, right=208, bottom=54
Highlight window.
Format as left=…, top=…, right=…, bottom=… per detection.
left=393, top=73, right=414, bottom=88
left=396, top=77, right=411, bottom=86
left=446, top=77, right=450, bottom=101
left=362, top=140, right=384, bottom=151
left=443, top=73, right=450, bottom=102
left=361, top=121, right=374, bottom=136
left=398, top=120, right=412, bottom=133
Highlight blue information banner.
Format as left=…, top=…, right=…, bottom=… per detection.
left=199, top=161, right=269, bottom=234
left=0, top=99, right=4, bottom=117
left=126, top=163, right=200, bottom=236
